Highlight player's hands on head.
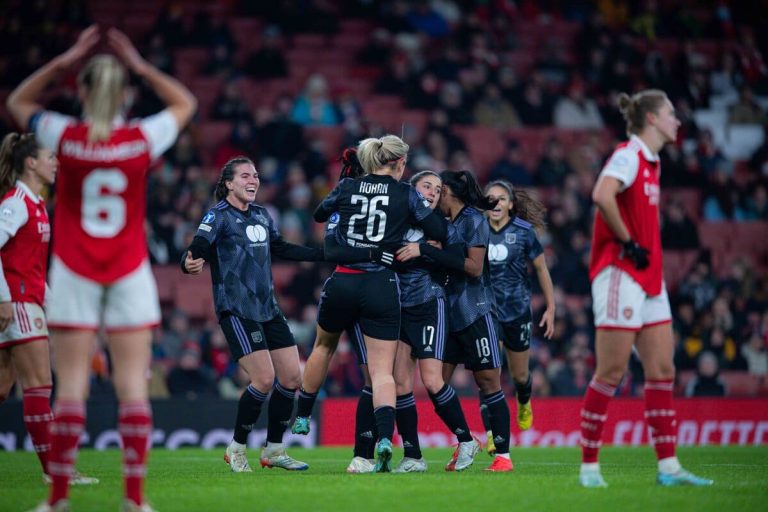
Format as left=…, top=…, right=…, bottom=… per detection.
left=622, top=239, right=650, bottom=270
left=540, top=307, right=555, bottom=339
left=185, top=251, right=205, bottom=275
left=57, top=24, right=100, bottom=69
left=107, top=28, right=150, bottom=76
left=0, top=302, right=13, bottom=332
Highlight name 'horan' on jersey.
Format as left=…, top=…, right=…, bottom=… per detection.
left=315, top=174, right=442, bottom=272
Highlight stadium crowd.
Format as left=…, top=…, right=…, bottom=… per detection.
left=1, top=0, right=767, bottom=402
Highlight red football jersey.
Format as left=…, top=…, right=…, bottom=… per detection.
left=0, top=183, right=50, bottom=305
left=589, top=135, right=663, bottom=296
left=35, top=111, right=178, bottom=283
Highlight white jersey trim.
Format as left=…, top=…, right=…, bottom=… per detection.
left=600, top=147, right=639, bottom=191
left=0, top=195, right=29, bottom=239
left=138, top=110, right=179, bottom=160
left=35, top=111, right=74, bottom=152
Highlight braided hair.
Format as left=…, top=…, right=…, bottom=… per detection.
left=214, top=156, right=254, bottom=201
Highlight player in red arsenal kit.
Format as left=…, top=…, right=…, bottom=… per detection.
left=0, top=133, right=58, bottom=478
left=578, top=90, right=712, bottom=488
left=7, top=26, right=196, bottom=512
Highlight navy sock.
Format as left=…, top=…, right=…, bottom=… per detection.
left=296, top=387, right=318, bottom=418
left=234, top=385, right=267, bottom=444
left=267, top=382, right=296, bottom=444
left=374, top=405, right=395, bottom=441
left=429, top=384, right=472, bottom=442
left=395, top=393, right=421, bottom=459
left=515, top=373, right=533, bottom=405
left=482, top=390, right=511, bottom=454
left=354, top=387, right=376, bottom=459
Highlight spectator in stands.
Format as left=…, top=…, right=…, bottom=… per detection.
left=166, top=341, right=217, bottom=399
left=516, top=80, right=554, bottom=126
left=358, top=28, right=393, bottom=66
left=291, top=74, right=340, bottom=126
left=729, top=86, right=766, bottom=124
left=550, top=348, right=591, bottom=397
left=710, top=52, right=743, bottom=100
left=535, top=137, right=573, bottom=187
left=474, top=83, right=521, bottom=129
left=212, top=119, right=258, bottom=171
left=202, top=42, right=236, bottom=78
left=406, top=0, right=449, bottom=38
left=257, top=95, right=305, bottom=164
left=741, top=334, right=768, bottom=377
left=211, top=81, right=251, bottom=121
left=158, top=309, right=197, bottom=362
left=685, top=351, right=727, bottom=397
left=661, top=200, right=700, bottom=249
left=742, top=184, right=768, bottom=220
left=489, top=140, right=532, bottom=186
left=554, top=79, right=605, bottom=130
left=679, top=259, right=718, bottom=312
left=244, top=25, right=288, bottom=79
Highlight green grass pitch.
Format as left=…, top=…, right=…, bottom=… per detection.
left=1, top=446, right=766, bottom=511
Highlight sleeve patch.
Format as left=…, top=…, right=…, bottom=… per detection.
left=202, top=211, right=215, bottom=224
left=198, top=224, right=212, bottom=232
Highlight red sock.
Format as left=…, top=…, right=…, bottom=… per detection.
left=48, top=400, right=85, bottom=505
left=644, top=379, right=676, bottom=460
left=580, top=378, right=616, bottom=463
left=119, top=401, right=153, bottom=506
left=23, top=385, right=53, bottom=474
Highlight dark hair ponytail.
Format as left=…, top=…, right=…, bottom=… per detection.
left=0, top=133, right=39, bottom=199
left=440, top=169, right=498, bottom=211
left=486, top=179, right=547, bottom=230
left=215, top=156, right=253, bottom=201
left=338, top=147, right=365, bottom=180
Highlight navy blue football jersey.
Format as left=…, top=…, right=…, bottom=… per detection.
left=444, top=207, right=495, bottom=331
left=193, top=201, right=283, bottom=322
left=488, top=217, right=544, bottom=322
left=316, top=174, right=437, bottom=272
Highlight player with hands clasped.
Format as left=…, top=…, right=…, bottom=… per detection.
left=579, top=89, right=713, bottom=488
left=183, top=157, right=323, bottom=474
left=8, top=24, right=196, bottom=512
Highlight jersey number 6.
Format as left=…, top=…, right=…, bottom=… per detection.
left=81, top=168, right=128, bottom=238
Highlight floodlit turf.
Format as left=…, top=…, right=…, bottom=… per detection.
left=2, top=446, right=766, bottom=512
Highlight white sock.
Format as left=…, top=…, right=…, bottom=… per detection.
left=265, top=442, right=283, bottom=451
left=230, top=440, right=246, bottom=451
left=497, top=453, right=511, bottom=460
left=581, top=462, right=600, bottom=473
left=658, top=456, right=681, bottom=474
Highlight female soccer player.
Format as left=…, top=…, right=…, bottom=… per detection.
left=437, top=170, right=513, bottom=472
left=293, top=135, right=449, bottom=472
left=480, top=180, right=554, bottom=454
left=183, top=157, right=323, bottom=473
left=0, top=133, right=58, bottom=477
left=578, top=89, right=712, bottom=487
left=8, top=26, right=196, bottom=512
left=390, top=170, right=477, bottom=472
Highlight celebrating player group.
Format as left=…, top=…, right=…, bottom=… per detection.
left=2, top=23, right=713, bottom=512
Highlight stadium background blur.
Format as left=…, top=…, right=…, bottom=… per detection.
left=0, top=0, right=766, bottom=404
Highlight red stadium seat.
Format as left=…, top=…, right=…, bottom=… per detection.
left=271, top=264, right=300, bottom=291
left=152, top=265, right=178, bottom=304
left=174, top=270, right=214, bottom=321
left=305, top=126, right=346, bottom=160
left=698, top=222, right=734, bottom=255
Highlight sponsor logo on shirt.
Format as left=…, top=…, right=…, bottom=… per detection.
left=245, top=225, right=268, bottom=245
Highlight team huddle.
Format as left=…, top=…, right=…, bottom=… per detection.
left=0, top=25, right=713, bottom=512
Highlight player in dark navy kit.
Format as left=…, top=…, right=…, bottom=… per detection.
left=480, top=180, right=554, bottom=455
left=435, top=170, right=513, bottom=472
left=182, top=157, right=323, bottom=473
left=388, top=170, right=478, bottom=473
left=292, top=135, right=449, bottom=472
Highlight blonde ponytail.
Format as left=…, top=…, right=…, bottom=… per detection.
left=78, top=55, right=127, bottom=142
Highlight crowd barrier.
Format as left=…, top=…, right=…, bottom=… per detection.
left=1, top=397, right=766, bottom=451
